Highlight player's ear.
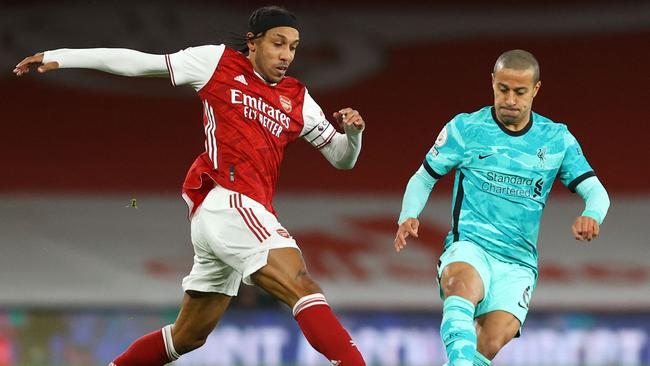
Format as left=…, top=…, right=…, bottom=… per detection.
left=533, top=80, right=541, bottom=97
left=246, top=32, right=257, bottom=52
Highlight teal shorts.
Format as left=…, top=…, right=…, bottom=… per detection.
left=436, top=240, right=537, bottom=331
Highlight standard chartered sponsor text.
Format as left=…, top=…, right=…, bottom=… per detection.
left=482, top=171, right=534, bottom=198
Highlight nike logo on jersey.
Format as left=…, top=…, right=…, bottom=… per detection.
left=234, top=74, right=248, bottom=86
left=478, top=153, right=495, bottom=159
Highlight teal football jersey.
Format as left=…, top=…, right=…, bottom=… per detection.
left=424, top=106, right=595, bottom=273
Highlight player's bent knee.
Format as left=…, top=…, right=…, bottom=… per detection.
left=441, top=265, right=483, bottom=303
left=441, top=278, right=482, bottom=304
left=254, top=266, right=324, bottom=306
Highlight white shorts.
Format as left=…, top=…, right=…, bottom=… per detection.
left=182, top=185, right=299, bottom=296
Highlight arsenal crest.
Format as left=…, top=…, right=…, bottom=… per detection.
left=276, top=228, right=291, bottom=239
left=279, top=95, right=292, bottom=113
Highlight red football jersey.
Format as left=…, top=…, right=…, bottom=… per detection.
left=166, top=45, right=336, bottom=216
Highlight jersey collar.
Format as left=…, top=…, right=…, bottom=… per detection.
left=253, top=69, right=278, bottom=86
left=491, top=107, right=533, bottom=137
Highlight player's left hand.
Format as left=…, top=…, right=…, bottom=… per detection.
left=333, top=108, right=365, bottom=133
left=394, top=218, right=419, bottom=252
left=571, top=216, right=600, bottom=241
left=13, top=52, right=59, bottom=76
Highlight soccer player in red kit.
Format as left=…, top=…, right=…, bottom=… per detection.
left=14, top=6, right=366, bottom=366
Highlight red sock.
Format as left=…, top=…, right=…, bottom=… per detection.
left=111, top=325, right=179, bottom=366
left=294, top=293, right=365, bottom=366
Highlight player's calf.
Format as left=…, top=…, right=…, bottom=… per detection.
left=170, top=291, right=232, bottom=354
left=111, top=326, right=178, bottom=366
left=440, top=296, right=477, bottom=366
left=111, top=291, right=230, bottom=366
left=475, top=310, right=520, bottom=360
left=477, top=335, right=511, bottom=360
left=293, top=293, right=365, bottom=366
left=253, top=248, right=365, bottom=365
left=476, top=330, right=513, bottom=359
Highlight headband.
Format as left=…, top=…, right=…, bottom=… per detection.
left=249, top=13, right=299, bottom=35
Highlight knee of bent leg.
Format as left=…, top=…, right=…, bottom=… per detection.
left=441, top=275, right=467, bottom=295
left=441, top=276, right=482, bottom=303
left=441, top=266, right=483, bottom=302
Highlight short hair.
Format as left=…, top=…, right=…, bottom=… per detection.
left=493, top=49, right=540, bottom=83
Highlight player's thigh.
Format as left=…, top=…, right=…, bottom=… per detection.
left=194, top=187, right=300, bottom=287
left=172, top=291, right=232, bottom=352
left=475, top=310, right=520, bottom=359
left=437, top=241, right=490, bottom=304
left=251, top=247, right=322, bottom=307
left=184, top=199, right=243, bottom=296
left=474, top=260, right=535, bottom=334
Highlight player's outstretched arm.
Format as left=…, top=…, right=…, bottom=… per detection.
left=14, top=48, right=169, bottom=78
left=572, top=176, right=610, bottom=241
left=394, top=166, right=438, bottom=252
left=318, top=108, right=365, bottom=169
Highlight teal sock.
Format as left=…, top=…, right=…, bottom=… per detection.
left=440, top=296, right=476, bottom=366
left=473, top=351, right=491, bottom=366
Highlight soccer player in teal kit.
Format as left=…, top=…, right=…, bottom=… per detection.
left=394, top=50, right=610, bottom=366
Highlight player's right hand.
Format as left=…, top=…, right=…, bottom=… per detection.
left=571, top=215, right=600, bottom=241
left=13, top=52, right=59, bottom=76
left=394, top=218, right=419, bottom=252
left=333, top=108, right=365, bottom=132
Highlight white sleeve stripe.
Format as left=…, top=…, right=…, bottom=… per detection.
left=203, top=101, right=211, bottom=154
left=165, top=54, right=176, bottom=86
left=208, top=105, right=218, bottom=169
left=203, top=100, right=218, bottom=169
left=208, top=103, right=218, bottom=169
left=314, top=129, right=337, bottom=149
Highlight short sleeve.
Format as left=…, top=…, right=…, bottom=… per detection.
left=165, top=44, right=225, bottom=91
left=422, top=117, right=465, bottom=179
left=559, top=130, right=595, bottom=192
left=300, top=89, right=337, bottom=149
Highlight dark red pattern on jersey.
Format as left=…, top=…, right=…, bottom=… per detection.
left=182, top=48, right=306, bottom=217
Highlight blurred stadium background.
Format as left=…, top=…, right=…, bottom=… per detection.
left=1, top=0, right=649, bottom=365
